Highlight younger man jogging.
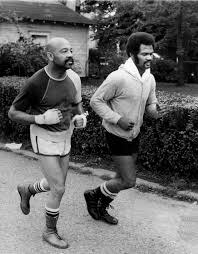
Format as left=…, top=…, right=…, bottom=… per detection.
left=84, top=32, right=166, bottom=225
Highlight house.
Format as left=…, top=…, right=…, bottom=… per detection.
left=0, top=0, right=93, bottom=76
left=16, top=0, right=81, bottom=12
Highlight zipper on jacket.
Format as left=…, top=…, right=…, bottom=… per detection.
left=136, top=81, right=144, bottom=130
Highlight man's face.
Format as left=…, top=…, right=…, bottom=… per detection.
left=135, top=44, right=154, bottom=71
left=52, top=40, right=74, bottom=70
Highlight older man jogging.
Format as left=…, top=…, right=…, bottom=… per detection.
left=8, top=37, right=87, bottom=249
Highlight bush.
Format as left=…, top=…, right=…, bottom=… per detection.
left=72, top=94, right=109, bottom=156
left=0, top=39, right=47, bottom=77
left=89, top=48, right=102, bottom=64
left=139, top=107, right=198, bottom=180
left=0, top=76, right=30, bottom=142
left=1, top=76, right=198, bottom=181
left=88, top=49, right=126, bottom=78
left=100, top=54, right=125, bottom=78
left=151, top=58, right=177, bottom=82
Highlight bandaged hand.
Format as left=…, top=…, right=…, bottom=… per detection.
left=35, top=109, right=63, bottom=125
left=72, top=112, right=88, bottom=128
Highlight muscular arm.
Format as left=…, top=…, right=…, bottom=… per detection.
left=8, top=72, right=62, bottom=126
left=146, top=76, right=158, bottom=119
left=8, top=105, right=36, bottom=125
left=146, top=103, right=169, bottom=119
left=8, top=77, right=36, bottom=124
left=72, top=102, right=84, bottom=115
left=146, top=103, right=159, bottom=119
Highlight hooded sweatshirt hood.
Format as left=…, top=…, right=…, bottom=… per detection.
left=119, top=57, right=151, bottom=83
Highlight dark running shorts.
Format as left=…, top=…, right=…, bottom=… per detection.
left=106, top=131, right=139, bottom=156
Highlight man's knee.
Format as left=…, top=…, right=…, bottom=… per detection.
left=121, top=178, right=136, bottom=189
left=113, top=177, right=136, bottom=190
left=51, top=184, right=65, bottom=199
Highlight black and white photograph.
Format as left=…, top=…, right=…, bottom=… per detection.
left=0, top=0, right=198, bottom=253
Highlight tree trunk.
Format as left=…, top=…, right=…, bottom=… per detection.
left=176, top=1, right=185, bottom=86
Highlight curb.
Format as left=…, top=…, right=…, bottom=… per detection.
left=1, top=143, right=198, bottom=203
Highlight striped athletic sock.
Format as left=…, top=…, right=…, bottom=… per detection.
left=45, top=206, right=60, bottom=218
left=100, top=182, right=118, bottom=200
left=29, top=178, right=49, bottom=195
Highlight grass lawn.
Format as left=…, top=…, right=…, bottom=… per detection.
left=157, top=82, right=198, bottom=97
left=82, top=78, right=198, bottom=98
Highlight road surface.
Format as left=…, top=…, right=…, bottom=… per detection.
left=0, top=150, right=198, bottom=254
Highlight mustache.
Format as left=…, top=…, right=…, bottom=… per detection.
left=65, top=57, right=74, bottom=64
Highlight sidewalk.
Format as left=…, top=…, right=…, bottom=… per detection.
left=1, top=142, right=198, bottom=204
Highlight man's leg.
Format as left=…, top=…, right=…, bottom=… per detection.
left=105, top=154, right=137, bottom=192
left=84, top=154, right=137, bottom=225
left=17, top=178, right=50, bottom=215
left=39, top=155, right=69, bottom=249
left=60, top=154, right=70, bottom=184
left=18, top=128, right=55, bottom=215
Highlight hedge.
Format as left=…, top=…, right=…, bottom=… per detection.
left=1, top=76, right=198, bottom=180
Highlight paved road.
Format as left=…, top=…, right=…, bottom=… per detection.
left=0, top=150, right=198, bottom=254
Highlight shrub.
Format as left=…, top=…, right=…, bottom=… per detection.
left=89, top=48, right=102, bottom=64
left=0, top=76, right=29, bottom=142
left=72, top=94, right=109, bottom=156
left=0, top=39, right=47, bottom=77
left=151, top=58, right=177, bottom=82
left=88, top=49, right=126, bottom=78
left=88, top=48, right=102, bottom=78
left=100, top=54, right=125, bottom=78
left=139, top=107, right=198, bottom=180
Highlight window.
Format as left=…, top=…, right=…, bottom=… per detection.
left=29, top=32, right=49, bottom=46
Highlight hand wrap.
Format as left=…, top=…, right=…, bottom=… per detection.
left=35, top=109, right=61, bottom=125
left=72, top=112, right=88, bottom=128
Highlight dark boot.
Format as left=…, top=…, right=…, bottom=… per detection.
left=43, top=215, right=69, bottom=249
left=17, top=184, right=35, bottom=215
left=84, top=189, right=100, bottom=220
left=98, top=196, right=118, bottom=225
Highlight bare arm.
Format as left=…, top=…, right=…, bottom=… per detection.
left=146, top=103, right=169, bottom=119
left=73, top=102, right=84, bottom=115
left=8, top=105, right=36, bottom=125
left=146, top=103, right=159, bottom=119
left=8, top=105, right=62, bottom=125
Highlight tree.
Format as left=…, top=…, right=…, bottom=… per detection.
left=176, top=1, right=184, bottom=86
left=0, top=5, right=24, bottom=40
left=81, top=0, right=116, bottom=52
left=81, top=0, right=198, bottom=84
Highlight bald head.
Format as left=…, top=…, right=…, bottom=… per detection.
left=45, top=37, right=74, bottom=70
left=45, top=37, right=71, bottom=54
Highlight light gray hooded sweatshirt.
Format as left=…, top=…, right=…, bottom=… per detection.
left=90, top=57, right=158, bottom=141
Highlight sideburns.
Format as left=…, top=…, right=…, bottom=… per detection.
left=134, top=55, right=139, bottom=65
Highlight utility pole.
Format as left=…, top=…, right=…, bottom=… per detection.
left=176, top=0, right=185, bottom=86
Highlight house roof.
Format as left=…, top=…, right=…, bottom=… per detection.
left=0, top=0, right=93, bottom=25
